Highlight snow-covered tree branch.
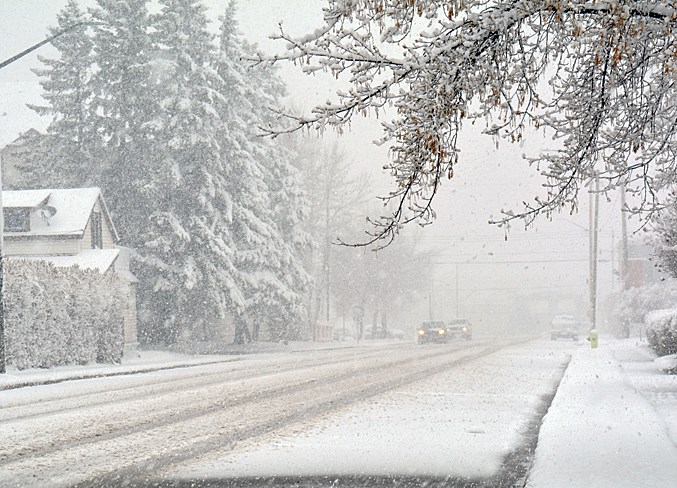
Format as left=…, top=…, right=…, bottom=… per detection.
left=256, top=0, right=677, bottom=245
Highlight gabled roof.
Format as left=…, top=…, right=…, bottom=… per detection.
left=2, top=187, right=119, bottom=240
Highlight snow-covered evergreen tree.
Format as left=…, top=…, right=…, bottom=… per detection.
left=132, top=0, right=245, bottom=344
left=22, top=0, right=96, bottom=189
left=20, top=0, right=313, bottom=347
left=88, top=0, right=157, bottom=235
left=215, top=4, right=312, bottom=342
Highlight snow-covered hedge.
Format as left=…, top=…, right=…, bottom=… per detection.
left=4, top=260, right=126, bottom=370
left=645, top=308, right=677, bottom=358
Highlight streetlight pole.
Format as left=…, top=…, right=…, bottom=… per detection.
left=0, top=21, right=98, bottom=373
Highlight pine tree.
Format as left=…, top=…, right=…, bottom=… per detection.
left=23, top=0, right=96, bottom=189
left=87, top=0, right=157, bottom=236
left=23, top=0, right=314, bottom=347
left=215, top=3, right=312, bottom=342
left=249, top=68, right=312, bottom=340
left=132, top=0, right=245, bottom=344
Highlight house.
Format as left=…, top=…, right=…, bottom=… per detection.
left=2, top=187, right=138, bottom=350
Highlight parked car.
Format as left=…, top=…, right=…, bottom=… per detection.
left=417, top=321, right=448, bottom=344
left=550, top=315, right=580, bottom=341
left=446, top=319, right=472, bottom=340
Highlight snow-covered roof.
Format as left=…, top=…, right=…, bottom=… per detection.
left=2, top=187, right=119, bottom=240
left=3, top=189, right=51, bottom=208
left=10, top=249, right=120, bottom=274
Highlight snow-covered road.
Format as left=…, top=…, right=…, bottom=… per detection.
left=156, top=339, right=570, bottom=488
left=1, top=339, right=555, bottom=487
left=3, top=337, right=673, bottom=488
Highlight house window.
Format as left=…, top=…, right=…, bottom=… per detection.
left=3, top=208, right=30, bottom=232
left=91, top=212, right=103, bottom=249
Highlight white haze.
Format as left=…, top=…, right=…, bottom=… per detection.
left=0, top=0, right=634, bottom=337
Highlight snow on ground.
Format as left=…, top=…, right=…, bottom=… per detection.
left=3, top=336, right=675, bottom=486
left=163, top=340, right=571, bottom=480
left=0, top=339, right=405, bottom=390
left=614, top=342, right=677, bottom=452
left=527, top=337, right=677, bottom=488
left=0, top=349, right=235, bottom=390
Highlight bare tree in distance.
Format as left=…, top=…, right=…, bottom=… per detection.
left=282, top=136, right=372, bottom=335
left=254, top=0, right=677, bottom=246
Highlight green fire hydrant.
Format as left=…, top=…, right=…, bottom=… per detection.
left=588, top=329, right=599, bottom=349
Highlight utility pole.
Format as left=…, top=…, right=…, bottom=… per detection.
left=455, top=263, right=459, bottom=318
left=611, top=231, right=615, bottom=293
left=590, top=177, right=600, bottom=330
left=428, top=258, right=434, bottom=321
left=620, top=183, right=629, bottom=290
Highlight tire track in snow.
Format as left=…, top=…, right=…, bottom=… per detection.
left=0, top=342, right=418, bottom=422
left=0, top=341, right=497, bottom=476
left=0, top=340, right=528, bottom=487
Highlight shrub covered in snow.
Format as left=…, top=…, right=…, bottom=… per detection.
left=615, top=279, right=677, bottom=324
left=645, top=309, right=677, bottom=358
left=4, top=260, right=126, bottom=370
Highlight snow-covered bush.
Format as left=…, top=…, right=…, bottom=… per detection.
left=654, top=193, right=677, bottom=278
left=615, top=279, right=677, bottom=324
left=645, top=309, right=677, bottom=359
left=4, top=260, right=125, bottom=370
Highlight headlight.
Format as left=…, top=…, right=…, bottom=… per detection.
left=462, top=326, right=468, bottom=333
left=418, top=330, right=425, bottom=336
left=438, top=329, right=445, bottom=335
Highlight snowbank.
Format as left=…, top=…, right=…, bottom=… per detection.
left=655, top=354, right=677, bottom=374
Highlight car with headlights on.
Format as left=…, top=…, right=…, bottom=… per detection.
left=417, top=321, right=449, bottom=344
left=446, top=318, right=472, bottom=340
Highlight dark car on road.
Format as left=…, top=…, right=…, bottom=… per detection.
left=446, top=319, right=472, bottom=340
left=417, top=321, right=449, bottom=344
left=550, top=315, right=580, bottom=341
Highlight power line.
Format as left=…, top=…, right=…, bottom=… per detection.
left=432, top=259, right=611, bottom=265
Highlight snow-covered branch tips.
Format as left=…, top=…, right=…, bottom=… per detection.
left=258, top=0, right=677, bottom=243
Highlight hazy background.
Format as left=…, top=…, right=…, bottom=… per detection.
left=0, top=0, right=635, bottom=335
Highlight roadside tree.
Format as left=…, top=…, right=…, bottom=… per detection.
left=654, top=193, right=677, bottom=278
left=22, top=0, right=96, bottom=189
left=258, top=0, right=677, bottom=245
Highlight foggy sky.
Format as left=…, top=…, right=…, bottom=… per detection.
left=0, top=0, right=633, bottom=331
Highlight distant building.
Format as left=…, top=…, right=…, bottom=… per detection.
left=619, top=240, right=663, bottom=289
left=2, top=187, right=139, bottom=350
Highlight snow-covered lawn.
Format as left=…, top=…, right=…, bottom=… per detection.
left=163, top=340, right=572, bottom=481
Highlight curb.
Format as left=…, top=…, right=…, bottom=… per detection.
left=0, top=357, right=242, bottom=391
